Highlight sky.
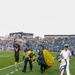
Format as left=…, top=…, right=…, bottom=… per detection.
left=0, top=0, right=75, bottom=38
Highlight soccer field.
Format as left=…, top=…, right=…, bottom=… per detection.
left=0, top=51, right=75, bottom=75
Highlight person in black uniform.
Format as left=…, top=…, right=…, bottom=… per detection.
left=37, top=45, right=47, bottom=73
left=22, top=44, right=33, bottom=72
left=13, top=40, right=20, bottom=71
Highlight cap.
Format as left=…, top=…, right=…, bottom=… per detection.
left=64, top=44, right=69, bottom=47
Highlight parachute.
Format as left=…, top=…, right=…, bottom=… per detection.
left=25, top=50, right=36, bottom=61
left=30, top=53, right=36, bottom=61
left=43, top=50, right=55, bottom=70
left=25, top=50, right=32, bottom=58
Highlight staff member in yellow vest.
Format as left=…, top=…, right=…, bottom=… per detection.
left=22, top=44, right=33, bottom=72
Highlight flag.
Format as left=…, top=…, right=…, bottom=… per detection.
left=60, top=59, right=67, bottom=75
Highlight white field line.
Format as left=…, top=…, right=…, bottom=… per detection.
left=0, top=61, right=36, bottom=71
left=0, top=62, right=23, bottom=71
left=6, top=74, right=9, bottom=75
left=10, top=71, right=14, bottom=74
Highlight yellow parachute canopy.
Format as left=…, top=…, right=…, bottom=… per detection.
left=25, top=50, right=36, bottom=61
left=43, top=50, right=55, bottom=69
left=31, top=54, right=36, bottom=61
left=25, top=50, right=32, bottom=58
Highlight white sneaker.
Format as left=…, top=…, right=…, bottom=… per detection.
left=67, top=74, right=71, bottom=75
left=15, top=69, right=18, bottom=71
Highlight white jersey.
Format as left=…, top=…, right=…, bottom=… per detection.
left=60, top=49, right=71, bottom=60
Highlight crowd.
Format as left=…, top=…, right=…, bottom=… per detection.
left=0, top=35, right=75, bottom=52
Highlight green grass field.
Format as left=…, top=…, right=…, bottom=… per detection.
left=0, top=51, right=75, bottom=75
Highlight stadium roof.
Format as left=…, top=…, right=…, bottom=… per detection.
left=9, top=32, right=33, bottom=36
left=44, top=34, right=75, bottom=36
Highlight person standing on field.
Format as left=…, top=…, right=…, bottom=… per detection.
left=37, top=45, right=47, bottom=73
left=22, top=44, right=33, bottom=72
left=13, top=40, right=20, bottom=71
left=60, top=44, right=71, bottom=75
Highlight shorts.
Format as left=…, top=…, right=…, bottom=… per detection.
left=14, top=54, right=19, bottom=62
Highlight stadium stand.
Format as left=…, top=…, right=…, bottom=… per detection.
left=0, top=34, right=75, bottom=53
